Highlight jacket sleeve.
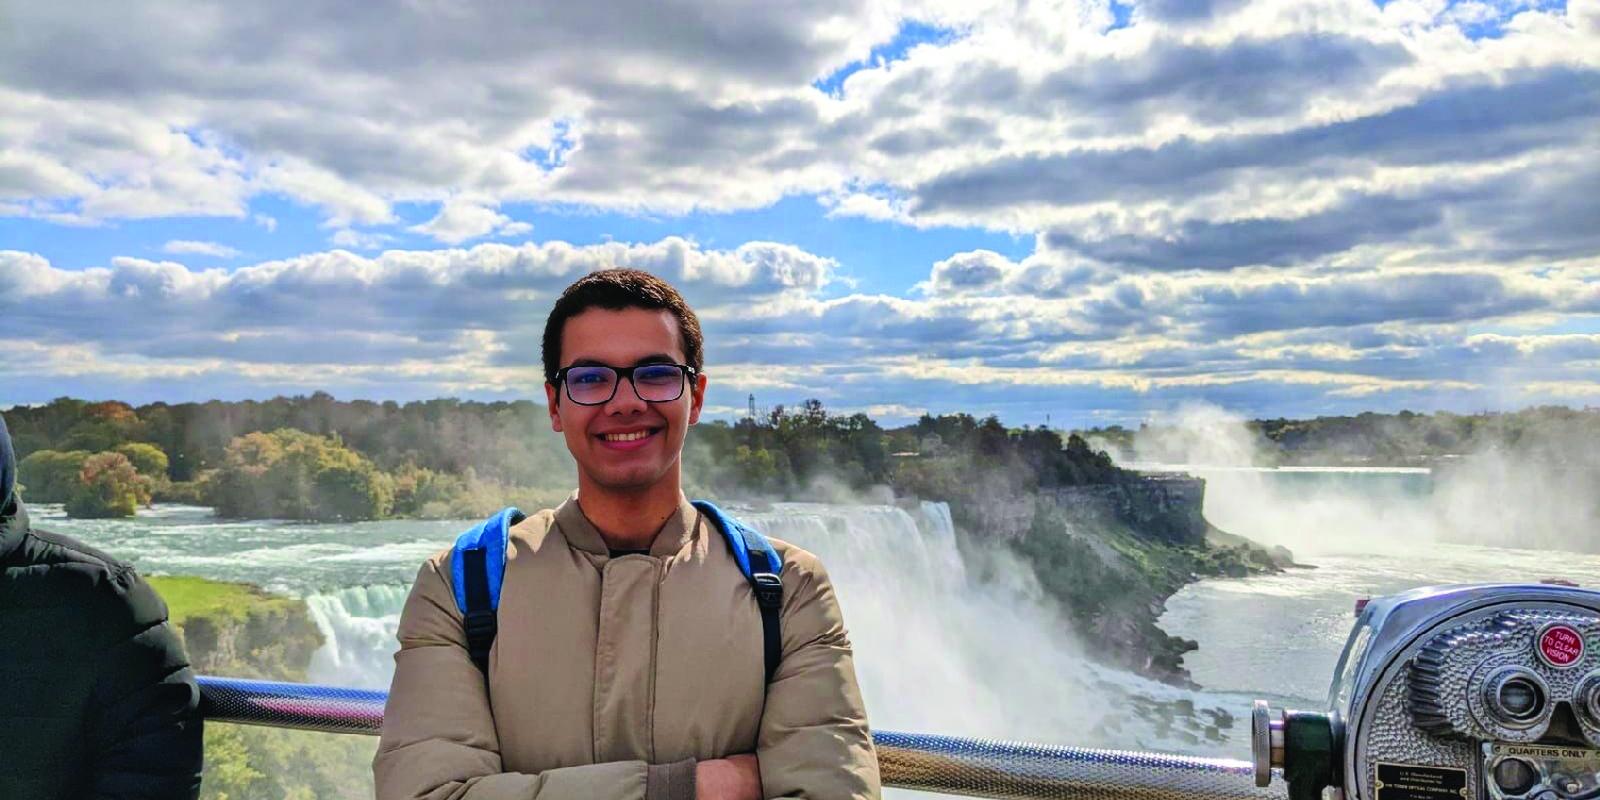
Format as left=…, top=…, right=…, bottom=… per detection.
left=375, top=558, right=696, bottom=800
left=87, top=567, right=205, bottom=800
left=756, top=550, right=882, bottom=800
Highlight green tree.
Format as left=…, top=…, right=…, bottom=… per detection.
left=199, top=725, right=374, bottom=800
left=392, top=464, right=455, bottom=517
left=313, top=462, right=395, bottom=521
left=60, top=401, right=143, bottom=452
left=207, top=432, right=289, bottom=519
left=733, top=445, right=783, bottom=494
left=16, top=450, right=92, bottom=503
left=115, top=442, right=171, bottom=479
left=209, top=429, right=393, bottom=520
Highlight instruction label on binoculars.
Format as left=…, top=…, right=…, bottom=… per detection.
left=1539, top=624, right=1586, bottom=668
left=1494, top=744, right=1600, bottom=762
left=1376, top=762, right=1469, bottom=800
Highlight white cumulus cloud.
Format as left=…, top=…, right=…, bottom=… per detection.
left=409, top=198, right=533, bottom=245
left=162, top=240, right=241, bottom=258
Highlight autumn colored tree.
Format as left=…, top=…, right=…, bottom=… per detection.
left=65, top=452, right=150, bottom=518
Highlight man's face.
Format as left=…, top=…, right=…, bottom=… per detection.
left=545, top=307, right=706, bottom=493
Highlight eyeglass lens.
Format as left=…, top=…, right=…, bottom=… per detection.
left=565, top=365, right=685, bottom=405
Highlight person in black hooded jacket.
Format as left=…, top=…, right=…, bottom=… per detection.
left=0, top=410, right=204, bottom=799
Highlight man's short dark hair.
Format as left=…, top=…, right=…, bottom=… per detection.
left=541, top=268, right=705, bottom=385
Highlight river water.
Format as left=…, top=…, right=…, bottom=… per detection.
left=1156, top=465, right=1600, bottom=710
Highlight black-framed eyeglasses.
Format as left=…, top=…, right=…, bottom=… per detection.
left=555, top=363, right=698, bottom=406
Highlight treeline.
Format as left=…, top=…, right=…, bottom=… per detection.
left=1082, top=406, right=1600, bottom=466
left=689, top=400, right=1127, bottom=508
left=205, top=429, right=567, bottom=521
left=6, top=395, right=576, bottom=520
left=4, top=395, right=1131, bottom=520
left=4, top=395, right=570, bottom=484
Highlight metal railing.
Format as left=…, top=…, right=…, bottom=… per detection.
left=198, top=676, right=1282, bottom=800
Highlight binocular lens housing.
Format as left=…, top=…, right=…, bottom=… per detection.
left=1493, top=757, right=1540, bottom=796
left=1576, top=674, right=1600, bottom=728
left=1484, top=668, right=1551, bottom=728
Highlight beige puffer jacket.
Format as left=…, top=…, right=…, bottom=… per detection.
left=374, top=495, right=881, bottom=800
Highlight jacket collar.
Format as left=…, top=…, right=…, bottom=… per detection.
left=0, top=497, right=30, bottom=562
left=554, top=493, right=700, bottom=558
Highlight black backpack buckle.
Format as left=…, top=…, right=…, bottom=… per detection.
left=463, top=608, right=497, bottom=643
left=751, top=572, right=783, bottom=610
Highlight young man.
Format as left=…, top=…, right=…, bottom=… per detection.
left=376, top=269, right=881, bottom=800
left=0, top=411, right=204, bottom=799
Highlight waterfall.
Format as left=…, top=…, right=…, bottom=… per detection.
left=742, top=502, right=1241, bottom=752
left=305, top=584, right=411, bottom=689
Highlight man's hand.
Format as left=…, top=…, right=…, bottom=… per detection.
left=696, top=753, right=762, bottom=800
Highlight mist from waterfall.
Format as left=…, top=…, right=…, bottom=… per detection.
left=1105, top=402, right=1600, bottom=557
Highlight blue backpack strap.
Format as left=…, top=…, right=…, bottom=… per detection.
left=693, top=500, right=783, bottom=682
left=450, top=507, right=525, bottom=677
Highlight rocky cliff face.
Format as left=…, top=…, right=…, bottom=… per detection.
left=947, top=475, right=1212, bottom=547
left=1047, top=476, right=1209, bottom=546
left=155, top=580, right=324, bottom=681
left=180, top=607, right=323, bottom=681
left=937, top=472, right=1283, bottom=685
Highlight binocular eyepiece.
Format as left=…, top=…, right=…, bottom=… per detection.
left=1254, top=586, right=1600, bottom=800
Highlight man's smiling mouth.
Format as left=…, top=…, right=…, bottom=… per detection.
left=597, top=427, right=662, bottom=445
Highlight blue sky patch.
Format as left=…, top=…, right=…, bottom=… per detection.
left=813, top=21, right=961, bottom=97
left=1109, top=2, right=1136, bottom=30
left=522, top=119, right=578, bottom=171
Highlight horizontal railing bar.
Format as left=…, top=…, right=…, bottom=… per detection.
left=197, top=676, right=1282, bottom=800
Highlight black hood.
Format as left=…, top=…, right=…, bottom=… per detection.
left=0, top=410, right=24, bottom=560
left=0, top=411, right=13, bottom=513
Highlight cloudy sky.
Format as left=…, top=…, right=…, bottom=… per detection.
left=2, top=0, right=1597, bottom=427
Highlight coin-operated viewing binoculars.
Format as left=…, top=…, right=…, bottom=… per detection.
left=1256, top=585, right=1600, bottom=800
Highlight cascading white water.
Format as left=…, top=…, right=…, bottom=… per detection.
left=305, top=584, right=411, bottom=689
left=742, top=502, right=1243, bottom=753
